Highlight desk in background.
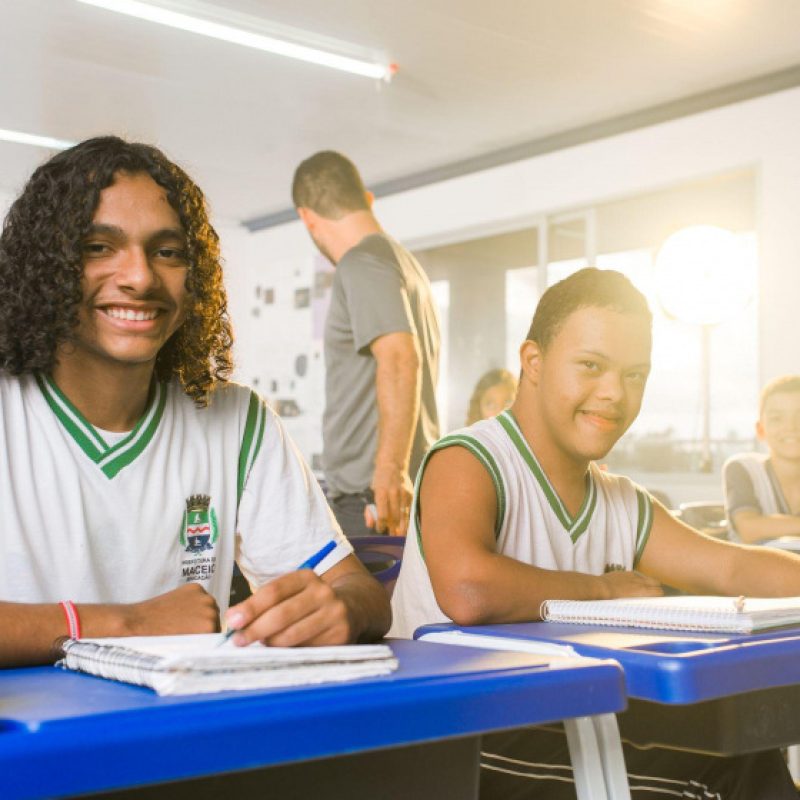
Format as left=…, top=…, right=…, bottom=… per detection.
left=417, top=622, right=800, bottom=756
left=0, top=638, right=627, bottom=800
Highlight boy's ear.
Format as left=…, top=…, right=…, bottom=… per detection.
left=755, top=419, right=766, bottom=441
left=296, top=206, right=315, bottom=230
left=519, top=339, right=543, bottom=385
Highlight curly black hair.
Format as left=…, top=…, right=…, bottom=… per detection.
left=0, top=135, right=232, bottom=406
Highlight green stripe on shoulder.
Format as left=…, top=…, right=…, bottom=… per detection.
left=413, top=432, right=507, bottom=561
left=237, top=391, right=267, bottom=504
left=634, top=488, right=654, bottom=565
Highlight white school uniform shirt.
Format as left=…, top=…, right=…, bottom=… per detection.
left=389, top=410, right=654, bottom=638
left=0, top=373, right=350, bottom=615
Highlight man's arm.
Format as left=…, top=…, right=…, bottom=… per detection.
left=369, top=331, right=420, bottom=535
left=730, top=509, right=800, bottom=543
left=638, top=502, right=800, bottom=595
left=421, top=447, right=662, bottom=626
left=224, top=554, right=392, bottom=646
left=0, top=584, right=220, bottom=667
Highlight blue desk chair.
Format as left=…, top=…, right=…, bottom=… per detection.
left=352, top=536, right=405, bottom=596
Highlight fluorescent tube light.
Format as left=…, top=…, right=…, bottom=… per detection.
left=76, top=0, right=396, bottom=81
left=0, top=128, right=76, bottom=151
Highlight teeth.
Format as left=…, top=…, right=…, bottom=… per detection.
left=104, top=307, right=158, bottom=321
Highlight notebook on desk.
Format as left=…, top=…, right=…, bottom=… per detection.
left=59, top=634, right=398, bottom=696
left=540, top=595, right=800, bottom=634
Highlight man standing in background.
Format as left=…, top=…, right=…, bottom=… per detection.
left=293, top=151, right=440, bottom=537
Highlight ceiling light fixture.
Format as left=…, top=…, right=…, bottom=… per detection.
left=0, top=128, right=76, bottom=151
left=76, top=0, right=397, bottom=81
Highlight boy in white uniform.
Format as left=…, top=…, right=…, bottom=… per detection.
left=391, top=268, right=800, bottom=798
left=723, top=375, right=800, bottom=542
left=0, top=136, right=390, bottom=667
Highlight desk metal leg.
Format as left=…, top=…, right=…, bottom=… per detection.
left=591, top=713, right=631, bottom=800
left=787, top=745, right=800, bottom=782
left=564, top=716, right=610, bottom=800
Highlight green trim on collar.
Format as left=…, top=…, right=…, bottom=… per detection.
left=98, top=384, right=167, bottom=478
left=36, top=375, right=166, bottom=479
left=497, top=410, right=596, bottom=542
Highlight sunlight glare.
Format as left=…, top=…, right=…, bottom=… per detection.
left=654, top=225, right=755, bottom=326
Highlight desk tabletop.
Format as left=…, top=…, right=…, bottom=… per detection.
left=0, top=638, right=624, bottom=800
left=416, top=622, right=800, bottom=704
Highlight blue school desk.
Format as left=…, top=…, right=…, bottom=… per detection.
left=416, top=622, right=800, bottom=756
left=0, top=638, right=627, bottom=800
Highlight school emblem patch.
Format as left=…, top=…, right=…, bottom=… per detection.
left=180, top=494, right=219, bottom=553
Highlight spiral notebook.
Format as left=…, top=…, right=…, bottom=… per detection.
left=59, top=634, right=398, bottom=696
left=539, top=595, right=800, bottom=634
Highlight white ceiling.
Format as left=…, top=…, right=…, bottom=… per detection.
left=2, top=0, right=800, bottom=225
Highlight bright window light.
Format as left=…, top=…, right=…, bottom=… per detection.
left=76, top=0, right=397, bottom=81
left=654, top=225, right=755, bottom=326
left=0, top=128, right=76, bottom=151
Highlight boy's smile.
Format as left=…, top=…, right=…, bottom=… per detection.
left=521, top=305, right=652, bottom=468
left=758, top=392, right=800, bottom=463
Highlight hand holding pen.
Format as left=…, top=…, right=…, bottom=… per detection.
left=220, top=539, right=345, bottom=647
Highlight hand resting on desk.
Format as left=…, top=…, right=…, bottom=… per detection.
left=224, top=554, right=392, bottom=647
left=0, top=583, right=220, bottom=668
left=121, top=583, right=220, bottom=636
left=598, top=570, right=664, bottom=599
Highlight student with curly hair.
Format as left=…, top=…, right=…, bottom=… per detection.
left=0, top=137, right=390, bottom=667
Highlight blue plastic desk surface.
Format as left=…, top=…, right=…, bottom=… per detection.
left=0, top=638, right=624, bottom=800
left=415, top=622, right=800, bottom=705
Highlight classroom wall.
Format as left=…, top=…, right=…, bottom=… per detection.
left=228, top=86, right=800, bottom=467
left=0, top=189, right=13, bottom=221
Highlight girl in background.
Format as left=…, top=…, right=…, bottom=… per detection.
left=466, top=369, right=517, bottom=426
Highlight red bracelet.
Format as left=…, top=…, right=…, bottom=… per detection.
left=59, top=600, right=82, bottom=640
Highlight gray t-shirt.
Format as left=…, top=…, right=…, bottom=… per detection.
left=323, top=233, right=440, bottom=496
left=723, top=453, right=791, bottom=539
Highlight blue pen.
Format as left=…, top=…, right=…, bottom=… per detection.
left=218, top=539, right=338, bottom=646
left=296, top=539, right=337, bottom=571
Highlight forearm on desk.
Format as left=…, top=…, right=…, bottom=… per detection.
left=0, top=601, right=128, bottom=667
left=430, top=551, right=659, bottom=627
left=732, top=509, right=800, bottom=542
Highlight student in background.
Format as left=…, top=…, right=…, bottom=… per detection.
left=465, top=368, right=517, bottom=426
left=293, top=151, right=440, bottom=538
left=390, top=268, right=800, bottom=798
left=723, top=375, right=800, bottom=542
left=0, top=137, right=390, bottom=667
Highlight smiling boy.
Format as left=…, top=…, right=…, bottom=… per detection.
left=390, top=268, right=800, bottom=799
left=724, top=375, right=800, bottom=542
left=0, top=137, right=390, bottom=667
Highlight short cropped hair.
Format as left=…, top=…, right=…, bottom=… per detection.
left=0, top=135, right=232, bottom=406
left=760, top=375, right=800, bottom=416
left=291, top=150, right=370, bottom=219
left=527, top=267, right=652, bottom=350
